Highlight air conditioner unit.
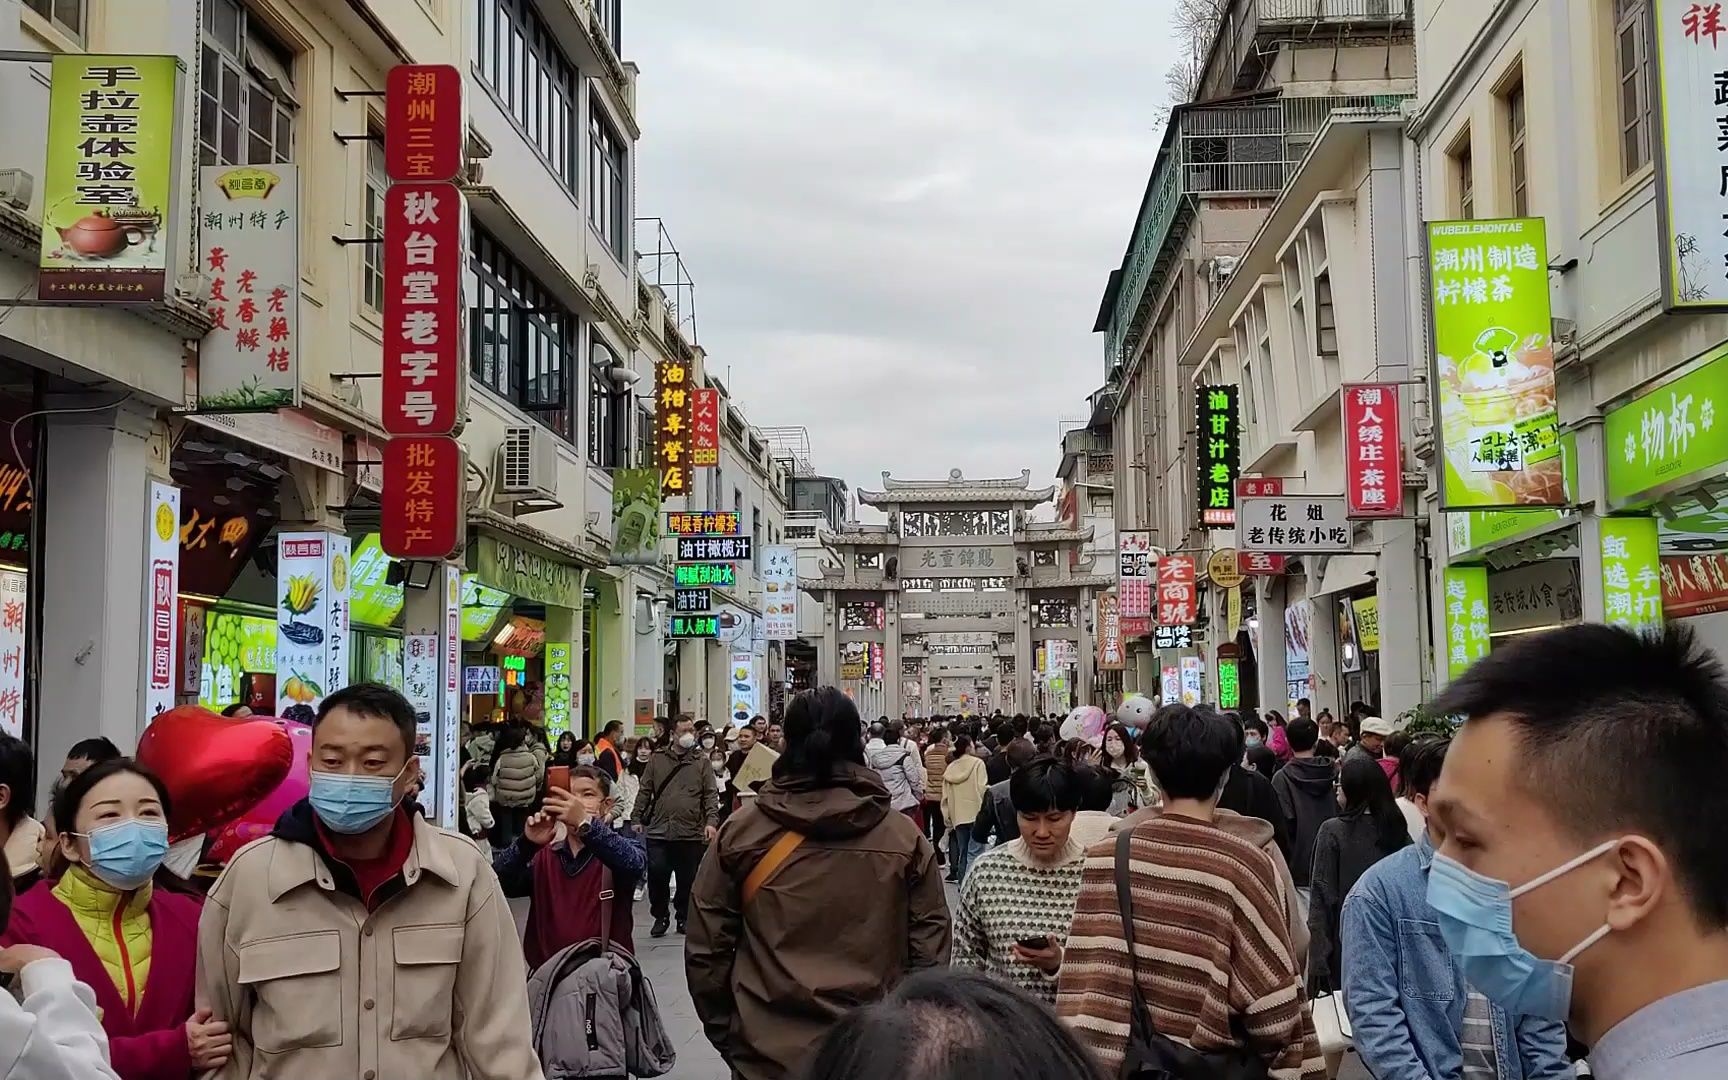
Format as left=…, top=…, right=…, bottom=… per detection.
left=0, top=170, right=33, bottom=212
left=496, top=424, right=558, bottom=500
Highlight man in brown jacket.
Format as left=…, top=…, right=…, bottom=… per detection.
left=633, top=714, right=718, bottom=937
left=196, top=683, right=542, bottom=1080
left=686, top=687, right=950, bottom=1080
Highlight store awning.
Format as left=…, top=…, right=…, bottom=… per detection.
left=1313, top=554, right=1377, bottom=598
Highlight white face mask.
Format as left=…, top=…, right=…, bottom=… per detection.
left=677, top=733, right=697, bottom=750
left=577, top=752, right=596, bottom=766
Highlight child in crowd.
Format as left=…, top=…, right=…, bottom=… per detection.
left=462, top=763, right=495, bottom=857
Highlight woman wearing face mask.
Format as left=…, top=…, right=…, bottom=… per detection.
left=622, top=740, right=651, bottom=900
left=0, top=758, right=228, bottom=1078
left=1099, top=722, right=1156, bottom=817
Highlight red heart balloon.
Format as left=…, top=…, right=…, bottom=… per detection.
left=135, top=705, right=294, bottom=843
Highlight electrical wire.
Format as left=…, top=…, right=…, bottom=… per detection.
left=7, top=393, right=136, bottom=502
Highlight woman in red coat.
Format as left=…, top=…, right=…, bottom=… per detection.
left=0, top=758, right=228, bottom=1079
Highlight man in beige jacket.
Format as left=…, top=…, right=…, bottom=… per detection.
left=197, top=683, right=543, bottom=1080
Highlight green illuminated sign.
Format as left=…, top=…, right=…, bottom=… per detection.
left=460, top=574, right=512, bottom=642
left=669, top=614, right=719, bottom=638
left=1442, top=566, right=1491, bottom=680
left=1217, top=657, right=1240, bottom=709
left=1601, top=517, right=1663, bottom=631
left=1196, top=384, right=1240, bottom=527
left=348, top=534, right=404, bottom=628
left=675, top=563, right=735, bottom=588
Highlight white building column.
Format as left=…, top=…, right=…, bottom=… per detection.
left=1375, top=519, right=1426, bottom=718
left=1305, top=586, right=1341, bottom=720
left=678, top=638, right=707, bottom=720
left=1014, top=594, right=1033, bottom=712
left=1572, top=419, right=1609, bottom=622
left=1254, top=577, right=1286, bottom=714
left=36, top=399, right=160, bottom=792
left=884, top=590, right=902, bottom=718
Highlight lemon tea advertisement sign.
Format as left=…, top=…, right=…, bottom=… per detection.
left=1428, top=218, right=1565, bottom=509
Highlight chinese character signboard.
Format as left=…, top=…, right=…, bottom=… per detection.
left=381, top=436, right=464, bottom=558
left=691, top=388, right=720, bottom=467
left=1217, top=656, right=1240, bottom=709
left=1653, top=0, right=1728, bottom=308
left=1180, top=655, right=1204, bottom=706
left=1663, top=553, right=1728, bottom=616
left=730, top=651, right=758, bottom=724
left=675, top=562, right=736, bottom=588
left=383, top=183, right=465, bottom=436
left=1603, top=344, right=1728, bottom=508
left=1343, top=383, right=1403, bottom=517
left=39, top=55, right=178, bottom=302
left=196, top=165, right=299, bottom=410
left=1156, top=554, right=1197, bottom=627
left=1206, top=549, right=1245, bottom=589
left=677, top=536, right=752, bottom=562
left=763, top=544, right=797, bottom=640
left=1118, top=531, right=1152, bottom=634
left=474, top=535, right=581, bottom=608
left=1160, top=665, right=1180, bottom=705
left=463, top=665, right=500, bottom=696
left=1196, top=384, right=1240, bottom=526
left=609, top=468, right=662, bottom=566
left=1239, top=495, right=1353, bottom=552
left=1153, top=623, right=1194, bottom=651
left=1352, top=596, right=1381, bottom=651
left=144, top=482, right=180, bottom=719
left=1427, top=218, right=1564, bottom=508
left=275, top=531, right=351, bottom=718
left=0, top=571, right=29, bottom=736
left=656, top=359, right=692, bottom=496
left=385, top=64, right=463, bottom=183
left=674, top=588, right=712, bottom=613
left=669, top=614, right=719, bottom=639
left=1096, top=592, right=1124, bottom=670
left=665, top=511, right=740, bottom=535
left=1443, top=565, right=1491, bottom=681
left=544, top=642, right=573, bottom=736
left=1601, top=517, right=1664, bottom=631
left=403, top=632, right=438, bottom=803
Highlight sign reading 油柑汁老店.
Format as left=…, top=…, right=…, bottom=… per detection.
left=196, top=165, right=300, bottom=411
left=609, top=468, right=662, bottom=566
left=1238, top=495, right=1353, bottom=552
left=1603, top=343, right=1728, bottom=508
left=1601, top=517, right=1664, bottom=632
left=475, top=535, right=581, bottom=609
left=39, top=55, right=179, bottom=302
left=762, top=544, right=797, bottom=641
left=1343, top=384, right=1403, bottom=518
left=1196, top=385, right=1240, bottom=527
left=1652, top=0, right=1728, bottom=309
left=1427, top=218, right=1565, bottom=509
left=1442, top=565, right=1491, bottom=681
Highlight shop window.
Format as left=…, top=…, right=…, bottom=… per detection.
left=474, top=0, right=579, bottom=193
left=362, top=130, right=387, bottom=311
left=591, top=0, right=621, bottom=53
left=634, top=405, right=654, bottom=469
left=23, top=0, right=82, bottom=39
left=200, top=0, right=295, bottom=167
left=469, top=227, right=578, bottom=441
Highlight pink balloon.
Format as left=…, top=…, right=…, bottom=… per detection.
left=206, top=717, right=311, bottom=864
left=1061, top=706, right=1108, bottom=746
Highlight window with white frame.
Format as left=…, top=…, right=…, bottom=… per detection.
left=589, top=101, right=627, bottom=261
left=200, top=0, right=295, bottom=167
left=362, top=132, right=387, bottom=311
left=1452, top=133, right=1475, bottom=219
left=1614, top=0, right=1652, bottom=178
left=24, top=0, right=83, bottom=39
left=588, top=339, right=627, bottom=468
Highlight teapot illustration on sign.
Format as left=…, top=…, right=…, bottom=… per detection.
left=55, top=208, right=161, bottom=258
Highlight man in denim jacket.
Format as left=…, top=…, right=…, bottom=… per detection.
left=1341, top=735, right=1572, bottom=1080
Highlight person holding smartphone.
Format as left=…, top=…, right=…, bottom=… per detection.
left=952, top=757, right=1087, bottom=1004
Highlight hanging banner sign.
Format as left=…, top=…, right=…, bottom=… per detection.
left=1239, top=495, right=1353, bottom=552
left=439, top=564, right=461, bottom=828
left=1160, top=665, right=1180, bottom=705
left=1654, top=0, right=1728, bottom=308
left=381, top=436, right=465, bottom=559
left=1217, top=656, right=1241, bottom=710
left=1442, top=565, right=1491, bottom=681
left=675, top=562, right=735, bottom=588
left=1096, top=592, right=1124, bottom=671
left=39, top=55, right=178, bottom=302
left=730, top=651, right=758, bottom=724
left=196, top=165, right=300, bottom=410
left=1226, top=585, right=1242, bottom=642
left=666, top=511, right=740, bottom=536
left=669, top=614, right=720, bottom=639
left=609, top=468, right=662, bottom=566
left=1427, top=217, right=1564, bottom=508
left=1196, top=384, right=1240, bottom=527
left=1118, top=531, right=1153, bottom=622
left=677, top=536, right=752, bottom=562
left=1179, top=655, right=1204, bottom=706
left=544, top=641, right=573, bottom=736
left=691, top=388, right=720, bottom=467
left=385, top=64, right=463, bottom=183
left=383, top=182, right=466, bottom=436
left=275, top=531, right=351, bottom=719
left=1603, top=344, right=1728, bottom=509
left=763, top=544, right=797, bottom=640
left=1153, top=623, right=1194, bottom=651
left=463, top=665, right=500, bottom=696
left=1343, top=383, right=1403, bottom=518
left=1600, top=516, right=1664, bottom=632
left=673, top=587, right=712, bottom=613
left=656, top=358, right=692, bottom=496
left=1352, top=595, right=1381, bottom=651
left=1156, top=554, right=1197, bottom=626
left=143, top=483, right=181, bottom=721
left=404, top=633, right=438, bottom=797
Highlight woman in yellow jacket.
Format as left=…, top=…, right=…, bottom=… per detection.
left=940, top=734, right=989, bottom=884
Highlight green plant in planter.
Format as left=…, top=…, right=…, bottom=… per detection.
left=1396, top=702, right=1462, bottom=738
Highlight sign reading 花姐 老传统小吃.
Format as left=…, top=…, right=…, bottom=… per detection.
left=1603, top=343, right=1728, bottom=509
left=197, top=166, right=301, bottom=411
left=39, top=55, right=179, bottom=302
left=1238, top=496, right=1353, bottom=553
left=1196, top=385, right=1240, bottom=527
left=1427, top=218, right=1565, bottom=509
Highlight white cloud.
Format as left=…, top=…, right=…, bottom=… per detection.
left=628, top=1, right=1179, bottom=500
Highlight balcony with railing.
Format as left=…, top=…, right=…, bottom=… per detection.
left=1102, top=92, right=1407, bottom=369
left=1200, top=0, right=1413, bottom=99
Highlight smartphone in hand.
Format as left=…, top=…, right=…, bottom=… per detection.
left=547, top=765, right=571, bottom=792
left=1015, top=935, right=1053, bottom=950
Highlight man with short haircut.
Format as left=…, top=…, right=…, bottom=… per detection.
left=1425, top=624, right=1728, bottom=1080
left=633, top=714, right=718, bottom=937
left=58, top=738, right=119, bottom=787
left=593, top=719, right=625, bottom=780
left=198, top=683, right=541, bottom=1079
left=1058, top=704, right=1322, bottom=1078
left=1271, top=716, right=1338, bottom=893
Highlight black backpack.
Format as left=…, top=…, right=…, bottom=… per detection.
left=1112, top=828, right=1271, bottom=1080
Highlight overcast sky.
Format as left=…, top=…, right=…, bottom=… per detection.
left=628, top=2, right=1179, bottom=505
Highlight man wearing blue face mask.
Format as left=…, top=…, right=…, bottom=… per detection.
left=196, top=682, right=545, bottom=1080
left=1342, top=734, right=1571, bottom=1080
left=1419, top=622, right=1728, bottom=1080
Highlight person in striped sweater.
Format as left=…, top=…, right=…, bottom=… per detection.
left=952, top=757, right=1087, bottom=1005
left=1057, top=703, right=1324, bottom=1080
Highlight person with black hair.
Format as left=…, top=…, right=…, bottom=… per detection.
left=941, top=734, right=989, bottom=884
left=686, top=687, right=950, bottom=1080
left=1217, top=712, right=1292, bottom=862
left=970, top=738, right=1038, bottom=850
left=1271, top=716, right=1338, bottom=894
left=1100, top=721, right=1156, bottom=815
left=197, top=682, right=542, bottom=1080
left=633, top=714, right=718, bottom=937
left=594, top=719, right=626, bottom=780
left=1066, top=764, right=1119, bottom=851
left=1343, top=733, right=1570, bottom=1080
left=1418, top=623, right=1728, bottom=1079
left=58, top=738, right=119, bottom=787
left=1058, top=704, right=1322, bottom=1079
left=1306, top=755, right=1410, bottom=994
left=0, top=732, right=42, bottom=893
left=953, top=758, right=1087, bottom=1004
left=802, top=969, right=1102, bottom=1080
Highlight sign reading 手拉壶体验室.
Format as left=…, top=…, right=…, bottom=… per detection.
left=1603, top=344, right=1728, bottom=509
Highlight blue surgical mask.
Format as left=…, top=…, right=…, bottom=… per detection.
left=1245, top=735, right=1264, bottom=748
left=309, top=763, right=408, bottom=835
left=79, top=818, right=169, bottom=891
left=1426, top=839, right=1619, bottom=1020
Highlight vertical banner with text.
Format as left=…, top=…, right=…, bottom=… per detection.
left=1096, top=592, right=1124, bottom=671
left=1442, top=566, right=1491, bottom=681
left=1653, top=0, right=1728, bottom=309
left=197, top=164, right=300, bottom=409
left=1343, top=383, right=1403, bottom=517
left=656, top=358, right=693, bottom=496
left=1156, top=554, right=1197, bottom=627
left=1601, top=516, right=1664, bottom=632
left=763, top=544, right=798, bottom=640
left=0, top=570, right=26, bottom=737
left=1196, top=384, right=1240, bottom=527
left=1118, top=531, right=1152, bottom=637
left=144, top=482, right=181, bottom=720
left=275, top=532, right=351, bottom=718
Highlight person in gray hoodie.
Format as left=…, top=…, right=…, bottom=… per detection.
left=864, top=719, right=926, bottom=824
left=1269, top=716, right=1338, bottom=889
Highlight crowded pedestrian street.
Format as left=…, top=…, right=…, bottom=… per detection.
left=8, top=1, right=1728, bottom=1079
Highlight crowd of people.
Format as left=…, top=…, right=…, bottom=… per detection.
left=1, top=621, right=1727, bottom=1079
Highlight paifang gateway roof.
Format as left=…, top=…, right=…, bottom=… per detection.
left=856, top=469, right=1054, bottom=506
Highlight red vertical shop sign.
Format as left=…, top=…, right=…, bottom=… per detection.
left=1343, top=383, right=1402, bottom=518
left=382, top=436, right=465, bottom=558
left=382, top=182, right=465, bottom=437
left=385, top=65, right=464, bottom=183
left=690, top=388, right=720, bottom=467
left=1157, top=554, right=1197, bottom=627
left=1236, top=478, right=1287, bottom=574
